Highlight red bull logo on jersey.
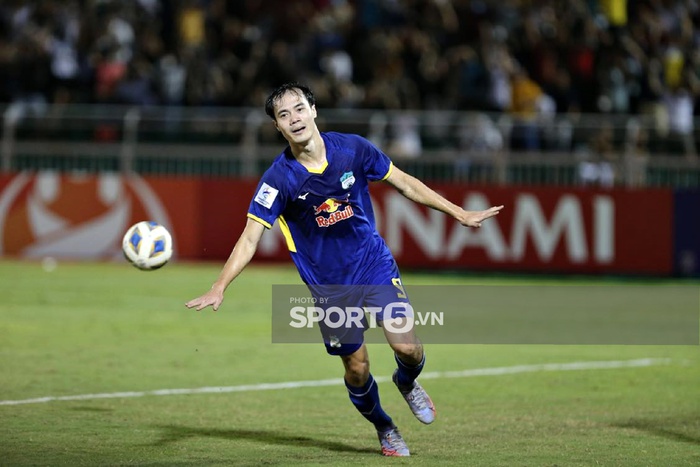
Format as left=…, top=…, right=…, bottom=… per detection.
left=313, top=198, right=355, bottom=227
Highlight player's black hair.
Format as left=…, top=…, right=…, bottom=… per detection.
left=264, top=82, right=316, bottom=120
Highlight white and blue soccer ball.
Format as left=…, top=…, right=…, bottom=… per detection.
left=122, top=221, right=173, bottom=271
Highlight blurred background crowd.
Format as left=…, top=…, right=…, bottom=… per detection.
left=1, top=0, right=700, bottom=179
left=3, top=0, right=699, bottom=111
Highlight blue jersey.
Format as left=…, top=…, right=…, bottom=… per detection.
left=247, top=132, right=395, bottom=285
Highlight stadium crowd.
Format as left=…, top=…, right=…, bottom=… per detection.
left=1, top=0, right=699, bottom=169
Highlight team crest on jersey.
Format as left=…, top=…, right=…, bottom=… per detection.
left=340, top=171, right=355, bottom=190
left=313, top=197, right=354, bottom=227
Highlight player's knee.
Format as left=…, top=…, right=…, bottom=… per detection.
left=391, top=342, right=423, bottom=365
left=344, top=359, right=369, bottom=386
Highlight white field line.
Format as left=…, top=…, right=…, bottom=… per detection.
left=0, top=358, right=672, bottom=407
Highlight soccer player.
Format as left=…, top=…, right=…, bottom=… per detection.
left=185, top=83, right=503, bottom=457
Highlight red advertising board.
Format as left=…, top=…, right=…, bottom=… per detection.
left=0, top=173, right=673, bottom=274
left=368, top=184, right=673, bottom=274
left=0, top=173, right=202, bottom=260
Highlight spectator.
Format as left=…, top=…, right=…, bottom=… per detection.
left=508, top=65, right=544, bottom=151
left=113, top=58, right=158, bottom=106
left=156, top=53, right=187, bottom=106
left=578, top=123, right=618, bottom=188
left=661, top=83, right=697, bottom=159
left=387, top=113, right=422, bottom=159
left=624, top=118, right=650, bottom=187
left=455, top=112, right=504, bottom=180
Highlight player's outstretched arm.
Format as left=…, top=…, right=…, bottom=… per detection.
left=185, top=219, right=266, bottom=311
left=384, top=166, right=504, bottom=227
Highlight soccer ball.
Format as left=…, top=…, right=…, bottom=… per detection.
left=122, top=221, right=173, bottom=271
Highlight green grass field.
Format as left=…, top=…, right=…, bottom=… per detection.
left=1, top=259, right=698, bottom=466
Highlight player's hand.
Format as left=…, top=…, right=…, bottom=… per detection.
left=458, top=205, right=504, bottom=228
left=185, top=289, right=225, bottom=311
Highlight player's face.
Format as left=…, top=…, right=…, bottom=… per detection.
left=273, top=91, right=317, bottom=145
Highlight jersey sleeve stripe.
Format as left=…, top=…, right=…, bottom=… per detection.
left=380, top=162, right=394, bottom=181
left=278, top=215, right=297, bottom=253
left=247, top=213, right=272, bottom=229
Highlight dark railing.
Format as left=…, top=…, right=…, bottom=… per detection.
left=3, top=104, right=700, bottom=187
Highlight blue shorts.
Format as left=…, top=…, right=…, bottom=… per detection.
left=308, top=258, right=411, bottom=356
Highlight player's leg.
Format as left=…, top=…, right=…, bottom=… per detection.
left=341, top=344, right=410, bottom=457
left=340, top=344, right=392, bottom=429
left=383, top=320, right=436, bottom=425
left=313, top=281, right=411, bottom=455
left=377, top=275, right=436, bottom=425
left=382, top=323, right=425, bottom=384
left=371, top=264, right=427, bottom=386
left=361, top=256, right=437, bottom=425
left=312, top=288, right=393, bottom=429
